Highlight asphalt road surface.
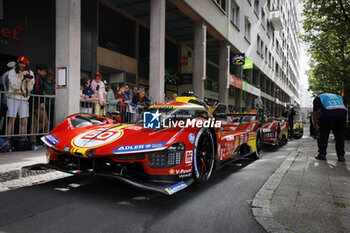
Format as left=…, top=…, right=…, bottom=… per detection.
left=0, top=140, right=300, bottom=233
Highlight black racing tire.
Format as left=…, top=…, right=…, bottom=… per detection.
left=193, top=128, right=215, bottom=184
left=254, top=130, right=263, bottom=159
left=276, top=125, right=281, bottom=146
left=283, top=134, right=288, bottom=144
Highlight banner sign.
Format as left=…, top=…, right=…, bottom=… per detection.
left=242, top=81, right=261, bottom=96
left=232, top=53, right=245, bottom=65
left=242, top=58, right=253, bottom=69
left=229, top=74, right=242, bottom=89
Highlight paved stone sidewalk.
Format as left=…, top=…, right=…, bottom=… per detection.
left=253, top=129, right=350, bottom=233
left=0, top=148, right=48, bottom=182
left=0, top=148, right=71, bottom=192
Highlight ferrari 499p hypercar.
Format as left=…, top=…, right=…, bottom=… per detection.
left=262, top=118, right=288, bottom=146
left=293, top=121, right=304, bottom=139
left=26, top=96, right=263, bottom=195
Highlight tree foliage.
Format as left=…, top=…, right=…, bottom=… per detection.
left=302, top=0, right=350, bottom=107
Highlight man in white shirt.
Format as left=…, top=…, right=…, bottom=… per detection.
left=7, top=56, right=35, bottom=136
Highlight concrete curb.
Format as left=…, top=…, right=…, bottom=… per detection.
left=0, top=167, right=54, bottom=182
left=252, top=149, right=300, bottom=233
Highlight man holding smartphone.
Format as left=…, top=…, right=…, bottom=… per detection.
left=90, top=72, right=106, bottom=115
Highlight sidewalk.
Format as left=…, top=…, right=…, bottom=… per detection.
left=0, top=148, right=47, bottom=182
left=0, top=148, right=70, bottom=191
left=253, top=127, right=350, bottom=233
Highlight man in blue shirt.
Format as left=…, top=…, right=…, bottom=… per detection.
left=312, top=93, right=348, bottom=162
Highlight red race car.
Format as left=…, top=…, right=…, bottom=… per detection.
left=27, top=96, right=263, bottom=195
left=262, top=117, right=288, bottom=146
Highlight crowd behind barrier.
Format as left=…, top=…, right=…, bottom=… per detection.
left=0, top=91, right=55, bottom=137
left=80, top=100, right=144, bottom=124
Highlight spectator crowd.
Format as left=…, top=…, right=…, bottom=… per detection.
left=0, top=56, right=56, bottom=151
left=80, top=73, right=153, bottom=123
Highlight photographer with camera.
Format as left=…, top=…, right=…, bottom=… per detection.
left=7, top=56, right=35, bottom=136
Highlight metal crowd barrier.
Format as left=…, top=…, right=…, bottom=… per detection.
left=80, top=100, right=144, bottom=124
left=0, top=91, right=55, bottom=138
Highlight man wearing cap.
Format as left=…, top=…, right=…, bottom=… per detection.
left=90, top=72, right=106, bottom=115
left=7, top=56, right=35, bottom=136
left=313, top=93, right=348, bottom=162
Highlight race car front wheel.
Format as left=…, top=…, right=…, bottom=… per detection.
left=254, top=130, right=263, bottom=159
left=193, top=128, right=215, bottom=184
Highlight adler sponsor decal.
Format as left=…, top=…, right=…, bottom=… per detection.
left=114, top=142, right=167, bottom=153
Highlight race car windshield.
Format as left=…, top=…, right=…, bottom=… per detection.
left=240, top=116, right=256, bottom=123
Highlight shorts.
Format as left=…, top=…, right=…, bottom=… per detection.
left=80, top=107, right=93, bottom=114
left=7, top=98, right=29, bottom=118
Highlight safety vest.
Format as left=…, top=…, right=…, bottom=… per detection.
left=318, top=93, right=347, bottom=110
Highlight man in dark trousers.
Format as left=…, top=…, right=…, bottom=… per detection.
left=283, top=103, right=296, bottom=139
left=312, top=93, right=348, bottom=162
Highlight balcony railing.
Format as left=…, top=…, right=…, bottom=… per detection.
left=270, top=10, right=283, bottom=30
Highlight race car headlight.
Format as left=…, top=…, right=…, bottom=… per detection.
left=148, top=143, right=185, bottom=169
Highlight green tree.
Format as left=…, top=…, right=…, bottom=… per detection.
left=302, top=0, right=350, bottom=108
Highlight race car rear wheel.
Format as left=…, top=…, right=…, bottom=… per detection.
left=254, top=130, right=263, bottom=159
left=193, top=128, right=215, bottom=184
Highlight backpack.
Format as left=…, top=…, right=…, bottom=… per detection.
left=11, top=138, right=33, bottom=151
left=0, top=137, right=11, bottom=152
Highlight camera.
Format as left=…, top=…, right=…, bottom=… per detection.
left=24, top=75, right=34, bottom=79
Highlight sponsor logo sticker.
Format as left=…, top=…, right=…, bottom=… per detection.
left=185, top=151, right=193, bottom=164
left=193, top=145, right=199, bottom=178
left=175, top=168, right=192, bottom=174
left=113, top=141, right=167, bottom=153
left=45, top=133, right=60, bottom=146
left=179, top=173, right=191, bottom=178
left=188, top=133, right=195, bottom=144
left=165, top=181, right=187, bottom=195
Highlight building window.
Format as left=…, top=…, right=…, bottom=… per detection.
left=230, top=1, right=240, bottom=28
left=244, top=17, right=251, bottom=41
left=260, top=40, right=264, bottom=56
left=206, top=63, right=219, bottom=92
left=257, top=35, right=261, bottom=54
left=267, top=0, right=271, bottom=10
left=268, top=52, right=271, bottom=66
left=254, top=0, right=259, bottom=16
left=266, top=20, right=271, bottom=36
left=99, top=4, right=135, bottom=57
left=265, top=47, right=268, bottom=61
left=261, top=9, right=265, bottom=29
left=214, top=0, right=226, bottom=12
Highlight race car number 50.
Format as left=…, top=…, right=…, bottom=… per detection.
left=72, top=128, right=123, bottom=148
